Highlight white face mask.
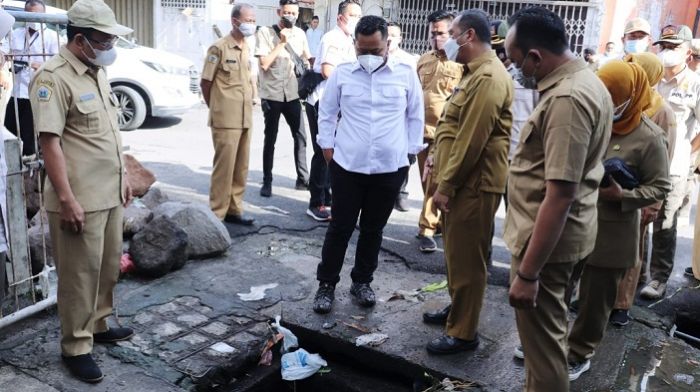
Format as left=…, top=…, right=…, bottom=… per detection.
left=388, top=39, right=400, bottom=53
left=658, top=49, right=685, bottom=68
left=83, top=39, right=117, bottom=67
left=624, top=39, right=648, bottom=54
left=344, top=18, right=358, bottom=37
left=357, top=54, right=384, bottom=73
left=613, top=98, right=631, bottom=122
left=443, top=37, right=465, bottom=62
left=238, top=23, right=256, bottom=37
left=25, top=22, right=41, bottom=32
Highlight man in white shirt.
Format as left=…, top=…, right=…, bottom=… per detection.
left=304, top=0, right=361, bottom=222
left=312, top=15, right=424, bottom=314
left=305, top=15, right=323, bottom=67
left=642, top=25, right=700, bottom=299
left=5, top=0, right=59, bottom=156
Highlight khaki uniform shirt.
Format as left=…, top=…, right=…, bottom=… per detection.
left=433, top=51, right=513, bottom=197
left=30, top=46, right=124, bottom=213
left=649, top=101, right=677, bottom=162
left=589, top=117, right=671, bottom=269
left=417, top=50, right=463, bottom=140
left=255, top=25, right=309, bottom=102
left=202, top=34, right=253, bottom=129
left=504, top=59, right=612, bottom=263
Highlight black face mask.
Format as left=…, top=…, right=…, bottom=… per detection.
left=281, top=15, right=297, bottom=29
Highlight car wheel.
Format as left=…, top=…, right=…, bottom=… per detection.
left=112, top=85, right=147, bottom=131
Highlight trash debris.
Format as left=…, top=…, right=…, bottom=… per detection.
left=350, top=315, right=365, bottom=321
left=120, top=253, right=136, bottom=274
left=317, top=367, right=332, bottom=375
left=420, top=373, right=477, bottom=391
left=673, top=373, right=695, bottom=385
left=342, top=321, right=370, bottom=334
left=260, top=205, right=290, bottom=215
left=355, top=333, right=389, bottom=347
left=271, top=315, right=299, bottom=353
left=421, top=280, right=448, bottom=293
left=387, top=289, right=425, bottom=303
left=237, top=283, right=279, bottom=301
left=258, top=331, right=283, bottom=366
left=322, top=321, right=336, bottom=330
left=281, top=348, right=328, bottom=381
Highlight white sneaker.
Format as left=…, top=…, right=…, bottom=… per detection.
left=568, top=359, right=591, bottom=381
left=513, top=345, right=524, bottom=359
left=640, top=280, right=666, bottom=300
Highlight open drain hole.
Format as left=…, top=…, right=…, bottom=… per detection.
left=672, top=311, right=700, bottom=349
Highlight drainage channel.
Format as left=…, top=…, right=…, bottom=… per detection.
left=217, top=322, right=480, bottom=392
left=672, top=311, right=700, bottom=349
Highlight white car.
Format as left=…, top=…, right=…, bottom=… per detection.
left=4, top=2, right=200, bottom=131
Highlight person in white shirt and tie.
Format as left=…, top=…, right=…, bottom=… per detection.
left=305, top=15, right=323, bottom=67
left=5, top=0, right=59, bottom=156
left=312, top=15, right=425, bottom=314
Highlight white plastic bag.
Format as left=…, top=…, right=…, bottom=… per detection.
left=280, top=349, right=327, bottom=381
left=271, top=315, right=298, bottom=353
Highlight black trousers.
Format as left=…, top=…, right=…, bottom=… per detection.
left=304, top=102, right=331, bottom=208
left=5, top=98, right=36, bottom=156
left=316, top=161, right=407, bottom=284
left=261, top=98, right=308, bottom=184
left=396, top=154, right=416, bottom=201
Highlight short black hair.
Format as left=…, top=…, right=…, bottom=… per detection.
left=312, top=16, right=319, bottom=21
left=387, top=22, right=400, bottom=31
left=583, top=47, right=595, bottom=56
left=606, top=41, right=615, bottom=46
left=231, top=3, right=253, bottom=18
left=456, top=9, right=491, bottom=44
left=355, top=15, right=388, bottom=40
left=428, top=9, right=454, bottom=24
left=279, top=0, right=298, bottom=6
left=508, top=6, right=568, bottom=55
left=66, top=24, right=95, bottom=42
left=338, top=0, right=360, bottom=15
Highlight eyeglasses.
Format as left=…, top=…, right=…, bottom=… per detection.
left=86, top=35, right=119, bottom=49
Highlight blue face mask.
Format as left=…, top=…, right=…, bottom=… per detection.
left=624, top=39, right=648, bottom=54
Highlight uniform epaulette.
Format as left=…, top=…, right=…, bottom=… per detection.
left=42, top=56, right=67, bottom=73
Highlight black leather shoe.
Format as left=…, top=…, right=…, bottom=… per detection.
left=313, top=282, right=335, bottom=314
left=350, top=282, right=376, bottom=307
left=426, top=334, right=479, bottom=355
left=423, top=304, right=451, bottom=325
left=62, top=354, right=104, bottom=383
left=295, top=178, right=309, bottom=190
left=260, top=183, right=272, bottom=197
left=93, top=327, right=134, bottom=343
left=394, top=197, right=409, bottom=212
left=224, top=214, right=255, bottom=226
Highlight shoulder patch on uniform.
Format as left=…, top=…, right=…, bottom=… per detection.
left=37, top=85, right=52, bottom=102
left=38, top=79, right=54, bottom=88
left=207, top=54, right=219, bottom=64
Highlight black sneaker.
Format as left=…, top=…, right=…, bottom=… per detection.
left=350, top=282, right=376, bottom=307
left=62, top=354, right=104, bottom=383
left=609, top=309, right=630, bottom=327
left=295, top=179, right=309, bottom=190
left=260, top=183, right=272, bottom=197
left=94, top=327, right=135, bottom=343
left=306, top=206, right=331, bottom=222
left=394, top=198, right=409, bottom=212
left=685, top=267, right=696, bottom=278
left=313, top=282, right=335, bottom=314
left=568, top=359, right=591, bottom=381
left=418, top=235, right=437, bottom=253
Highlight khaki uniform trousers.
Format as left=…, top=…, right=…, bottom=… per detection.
left=614, top=223, right=649, bottom=309
left=568, top=263, right=626, bottom=362
left=691, top=189, right=700, bottom=279
left=209, top=127, right=250, bottom=219
left=443, top=190, right=500, bottom=341
left=49, top=206, right=123, bottom=357
left=417, top=141, right=440, bottom=236
left=511, top=256, right=576, bottom=392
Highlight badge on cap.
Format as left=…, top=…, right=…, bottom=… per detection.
left=37, top=85, right=52, bottom=102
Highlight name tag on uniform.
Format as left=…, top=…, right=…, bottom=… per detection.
left=225, top=59, right=237, bottom=64
left=79, top=93, right=96, bottom=102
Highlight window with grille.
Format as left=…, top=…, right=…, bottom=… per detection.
left=160, top=0, right=206, bottom=9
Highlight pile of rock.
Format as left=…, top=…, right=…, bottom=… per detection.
left=27, top=155, right=231, bottom=279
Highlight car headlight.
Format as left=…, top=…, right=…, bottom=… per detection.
left=142, top=61, right=189, bottom=76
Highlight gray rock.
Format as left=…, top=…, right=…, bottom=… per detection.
left=24, top=173, right=41, bottom=219
left=153, top=202, right=231, bottom=259
left=28, top=212, right=52, bottom=274
left=140, top=187, right=170, bottom=210
left=123, top=200, right=154, bottom=238
left=130, top=215, right=188, bottom=278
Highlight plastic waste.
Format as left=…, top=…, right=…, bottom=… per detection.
left=280, top=348, right=327, bottom=381
left=271, top=315, right=298, bottom=353
left=355, top=333, right=389, bottom=347
left=120, top=253, right=136, bottom=274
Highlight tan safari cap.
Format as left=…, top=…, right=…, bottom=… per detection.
left=691, top=39, right=700, bottom=55
left=67, top=0, right=133, bottom=36
left=654, top=25, right=693, bottom=45
left=624, top=17, right=651, bottom=35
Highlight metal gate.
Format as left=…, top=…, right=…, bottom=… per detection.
left=392, top=0, right=604, bottom=55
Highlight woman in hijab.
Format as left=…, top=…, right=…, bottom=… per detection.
left=609, top=53, right=678, bottom=327
left=566, top=60, right=671, bottom=379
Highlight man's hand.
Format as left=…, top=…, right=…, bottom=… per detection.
left=641, top=206, right=659, bottom=226
left=422, top=155, right=434, bottom=183
left=123, top=176, right=133, bottom=207
left=322, top=148, right=333, bottom=164
left=509, top=276, right=539, bottom=309
left=279, top=29, right=291, bottom=44
left=433, top=190, right=450, bottom=213
left=0, top=69, right=10, bottom=90
left=59, top=198, right=85, bottom=234
left=599, top=177, right=623, bottom=201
